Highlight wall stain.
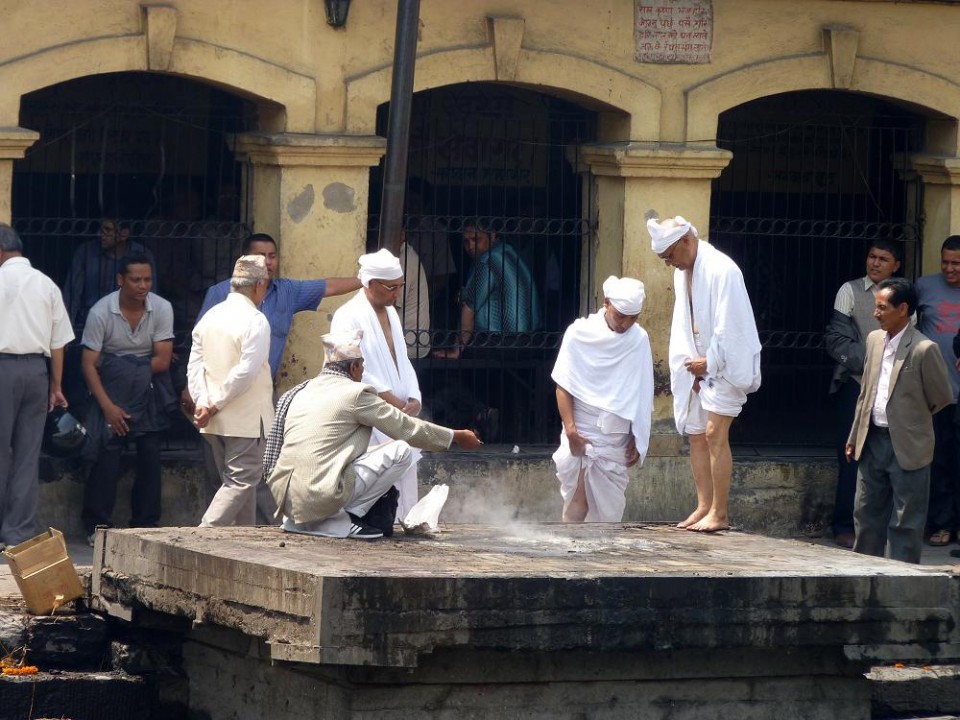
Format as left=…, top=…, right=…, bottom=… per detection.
left=322, top=182, right=356, bottom=213
left=287, top=184, right=315, bottom=223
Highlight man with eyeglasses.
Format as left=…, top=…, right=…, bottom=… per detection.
left=648, top=215, right=762, bottom=534
left=331, top=249, right=424, bottom=522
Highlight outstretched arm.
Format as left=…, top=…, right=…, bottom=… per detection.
left=323, top=277, right=362, bottom=297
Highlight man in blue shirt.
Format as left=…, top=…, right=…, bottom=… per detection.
left=185, top=232, right=361, bottom=522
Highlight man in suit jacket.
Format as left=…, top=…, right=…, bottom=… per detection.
left=267, top=330, right=482, bottom=539
left=187, top=255, right=274, bottom=527
left=845, top=277, right=953, bottom=563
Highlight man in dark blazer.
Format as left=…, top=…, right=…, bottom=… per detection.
left=845, top=277, right=953, bottom=563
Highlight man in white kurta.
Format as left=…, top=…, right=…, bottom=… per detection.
left=187, top=255, right=275, bottom=527
left=551, top=276, right=654, bottom=522
left=330, top=249, right=423, bottom=519
left=648, top=216, right=761, bottom=533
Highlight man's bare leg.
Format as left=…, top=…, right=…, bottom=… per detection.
left=562, top=468, right=589, bottom=522
left=679, top=432, right=713, bottom=528
left=689, top=412, right=734, bottom=532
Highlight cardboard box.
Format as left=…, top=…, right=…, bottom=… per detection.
left=2, top=528, right=85, bottom=614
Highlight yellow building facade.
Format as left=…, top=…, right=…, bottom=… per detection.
left=4, top=0, right=960, bottom=444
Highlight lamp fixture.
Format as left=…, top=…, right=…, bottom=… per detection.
left=325, top=0, right=351, bottom=28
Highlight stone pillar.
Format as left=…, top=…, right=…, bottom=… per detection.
left=234, top=133, right=386, bottom=389
left=0, top=127, right=40, bottom=224
left=582, top=142, right=732, bottom=451
left=911, top=154, right=960, bottom=274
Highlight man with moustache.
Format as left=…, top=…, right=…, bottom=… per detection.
left=846, top=278, right=952, bottom=563
left=551, top=276, right=653, bottom=522
left=79, top=253, right=175, bottom=545
left=825, top=240, right=905, bottom=548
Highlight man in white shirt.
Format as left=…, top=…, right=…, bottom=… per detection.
left=0, top=223, right=74, bottom=548
left=187, top=256, right=274, bottom=527
left=845, top=278, right=952, bottom=563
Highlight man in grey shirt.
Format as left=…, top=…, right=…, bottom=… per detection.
left=80, top=253, right=175, bottom=545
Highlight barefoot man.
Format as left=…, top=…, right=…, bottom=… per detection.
left=648, top=216, right=762, bottom=532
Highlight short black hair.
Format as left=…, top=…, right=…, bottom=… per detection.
left=119, top=253, right=153, bottom=276
left=243, top=233, right=276, bottom=254
left=868, top=238, right=902, bottom=263
left=877, top=277, right=917, bottom=315
left=941, top=235, right=960, bottom=253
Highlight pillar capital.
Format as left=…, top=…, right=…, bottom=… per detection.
left=910, top=153, right=960, bottom=186
left=233, top=132, right=387, bottom=168
left=0, top=127, right=40, bottom=160
left=581, top=142, right=732, bottom=179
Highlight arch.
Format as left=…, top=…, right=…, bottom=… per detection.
left=345, top=45, right=660, bottom=140
left=686, top=54, right=960, bottom=144
left=0, top=35, right=316, bottom=131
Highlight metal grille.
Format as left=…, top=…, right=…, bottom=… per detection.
left=710, top=91, right=925, bottom=444
left=13, top=73, right=254, bottom=452
left=369, top=85, right=597, bottom=444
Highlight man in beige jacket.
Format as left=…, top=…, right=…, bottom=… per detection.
left=267, top=330, right=481, bottom=539
left=845, top=278, right=952, bottom=563
left=187, top=255, right=274, bottom=527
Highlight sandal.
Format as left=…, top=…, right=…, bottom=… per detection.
left=928, top=528, right=952, bottom=546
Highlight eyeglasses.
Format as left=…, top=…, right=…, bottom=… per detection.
left=376, top=280, right=405, bottom=292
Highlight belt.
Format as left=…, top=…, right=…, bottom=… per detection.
left=0, top=352, right=45, bottom=360
left=869, top=422, right=890, bottom=434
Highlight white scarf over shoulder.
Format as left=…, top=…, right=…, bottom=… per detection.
left=330, top=290, right=422, bottom=403
left=551, top=310, right=653, bottom=462
left=669, top=241, right=761, bottom=431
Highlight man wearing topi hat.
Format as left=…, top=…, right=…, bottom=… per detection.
left=187, top=255, right=274, bottom=527
left=330, top=248, right=425, bottom=520
left=648, top=216, right=761, bottom=533
left=551, top=276, right=654, bottom=522
left=266, top=330, right=482, bottom=539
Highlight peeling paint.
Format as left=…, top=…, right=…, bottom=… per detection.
left=322, top=182, right=356, bottom=213
left=287, top=185, right=315, bottom=223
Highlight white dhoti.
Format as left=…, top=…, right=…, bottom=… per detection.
left=281, top=440, right=414, bottom=538
left=553, top=399, right=631, bottom=522
left=371, top=429, right=420, bottom=519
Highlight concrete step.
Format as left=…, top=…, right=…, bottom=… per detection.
left=869, top=664, right=960, bottom=718
left=0, top=670, right=151, bottom=720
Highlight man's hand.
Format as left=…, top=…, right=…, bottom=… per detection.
left=103, top=403, right=132, bottom=436
left=180, top=387, right=195, bottom=416
left=433, top=346, right=461, bottom=360
left=194, top=405, right=217, bottom=429
left=565, top=427, right=588, bottom=457
left=625, top=436, right=641, bottom=468
left=453, top=429, right=483, bottom=450
left=844, top=443, right=854, bottom=463
left=48, top=389, right=68, bottom=413
left=693, top=377, right=702, bottom=394
left=402, top=399, right=422, bottom=416
left=684, top=357, right=707, bottom=377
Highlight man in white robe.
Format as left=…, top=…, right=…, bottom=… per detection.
left=330, top=249, right=424, bottom=519
left=648, top=216, right=762, bottom=533
left=551, top=276, right=654, bottom=522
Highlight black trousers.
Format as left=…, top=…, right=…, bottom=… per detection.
left=927, top=404, right=960, bottom=533
left=831, top=380, right=860, bottom=536
left=81, top=432, right=162, bottom=534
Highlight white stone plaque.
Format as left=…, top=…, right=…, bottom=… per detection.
left=634, top=0, right=713, bottom=65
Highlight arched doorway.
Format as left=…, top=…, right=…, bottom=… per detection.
left=709, top=91, right=927, bottom=444
left=368, top=83, right=598, bottom=444
left=13, top=72, right=259, bottom=448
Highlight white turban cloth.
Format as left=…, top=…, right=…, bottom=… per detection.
left=647, top=215, right=698, bottom=254
left=358, top=248, right=403, bottom=288
left=322, top=329, right=364, bottom=362
left=602, top=276, right=646, bottom=316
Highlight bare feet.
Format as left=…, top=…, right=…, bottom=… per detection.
left=688, top=511, right=730, bottom=533
left=677, top=507, right=709, bottom=529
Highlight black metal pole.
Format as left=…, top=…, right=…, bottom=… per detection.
left=378, top=0, right=421, bottom=254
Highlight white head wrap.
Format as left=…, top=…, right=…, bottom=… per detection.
left=357, top=248, right=403, bottom=288
left=602, top=276, right=646, bottom=316
left=232, top=254, right=269, bottom=281
left=322, top=329, right=364, bottom=362
left=647, top=215, right=697, bottom=254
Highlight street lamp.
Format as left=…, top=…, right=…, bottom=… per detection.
left=325, top=0, right=351, bottom=28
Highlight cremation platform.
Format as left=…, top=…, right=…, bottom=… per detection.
left=91, top=523, right=960, bottom=720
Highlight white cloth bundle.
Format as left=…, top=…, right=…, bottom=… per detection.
left=647, top=216, right=697, bottom=254
left=602, top=275, right=645, bottom=315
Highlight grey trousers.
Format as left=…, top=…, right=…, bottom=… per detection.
left=0, top=355, right=47, bottom=546
left=853, top=426, right=930, bottom=564
left=200, top=434, right=265, bottom=527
